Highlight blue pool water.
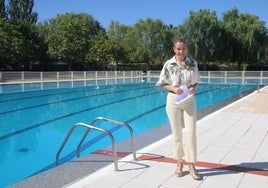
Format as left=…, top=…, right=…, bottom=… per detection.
left=0, top=77, right=258, bottom=187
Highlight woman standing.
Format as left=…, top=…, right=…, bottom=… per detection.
left=156, top=38, right=200, bottom=180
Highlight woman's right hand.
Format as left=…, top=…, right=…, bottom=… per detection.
left=173, top=87, right=183, bottom=95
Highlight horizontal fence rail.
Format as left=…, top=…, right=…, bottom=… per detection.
left=0, top=71, right=267, bottom=85
left=0, top=71, right=143, bottom=84
left=148, top=71, right=268, bottom=85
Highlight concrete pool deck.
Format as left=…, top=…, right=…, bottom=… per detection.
left=65, top=86, right=268, bottom=188
left=10, top=86, right=268, bottom=188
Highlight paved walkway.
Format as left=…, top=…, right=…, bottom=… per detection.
left=65, top=86, right=268, bottom=188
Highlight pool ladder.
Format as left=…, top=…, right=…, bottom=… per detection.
left=55, top=116, right=137, bottom=171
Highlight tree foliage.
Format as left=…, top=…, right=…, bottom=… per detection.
left=0, top=0, right=6, bottom=18
left=222, top=7, right=268, bottom=69
left=7, top=0, right=37, bottom=23
left=41, top=12, right=105, bottom=70
left=108, top=18, right=174, bottom=69
left=0, top=2, right=267, bottom=71
left=131, top=18, right=173, bottom=66
left=176, top=9, right=219, bottom=70
left=107, top=21, right=130, bottom=66
left=0, top=0, right=40, bottom=70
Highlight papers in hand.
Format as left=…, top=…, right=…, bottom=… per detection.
left=175, top=85, right=193, bottom=104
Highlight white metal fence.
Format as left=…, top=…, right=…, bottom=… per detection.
left=148, top=71, right=268, bottom=85
left=0, top=71, right=267, bottom=85
left=0, top=71, right=143, bottom=84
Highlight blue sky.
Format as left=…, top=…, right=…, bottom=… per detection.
left=34, top=0, right=268, bottom=29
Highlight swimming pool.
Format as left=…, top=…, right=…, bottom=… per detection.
left=0, top=77, right=258, bottom=187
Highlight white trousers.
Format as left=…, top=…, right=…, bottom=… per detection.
left=166, top=92, right=197, bottom=163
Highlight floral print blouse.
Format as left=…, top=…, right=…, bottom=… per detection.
left=156, top=56, right=200, bottom=88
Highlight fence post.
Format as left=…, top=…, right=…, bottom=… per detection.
left=242, top=71, right=245, bottom=84
left=147, top=71, right=150, bottom=77
left=21, top=71, right=24, bottom=81
left=260, top=71, right=263, bottom=85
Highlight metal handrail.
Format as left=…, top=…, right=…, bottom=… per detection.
left=55, top=122, right=118, bottom=171
left=77, top=116, right=136, bottom=161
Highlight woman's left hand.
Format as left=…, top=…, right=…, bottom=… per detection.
left=188, top=87, right=195, bottom=95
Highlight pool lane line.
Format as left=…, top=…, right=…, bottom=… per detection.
left=93, top=150, right=268, bottom=177
left=0, top=82, right=223, bottom=104
left=0, top=86, right=252, bottom=141
left=0, top=85, right=154, bottom=115
left=0, top=83, right=149, bottom=102
left=0, top=91, right=162, bottom=141
left=0, top=84, right=240, bottom=115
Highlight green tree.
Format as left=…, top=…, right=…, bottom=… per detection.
left=84, top=28, right=125, bottom=70
left=42, top=12, right=105, bottom=70
left=222, top=7, right=267, bottom=70
left=0, top=0, right=6, bottom=18
left=107, top=21, right=131, bottom=66
left=124, top=18, right=173, bottom=67
left=177, top=9, right=219, bottom=70
left=0, top=0, right=40, bottom=70
left=0, top=18, right=21, bottom=69
left=7, top=0, right=37, bottom=23
left=0, top=18, right=41, bottom=69
left=86, top=30, right=111, bottom=70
